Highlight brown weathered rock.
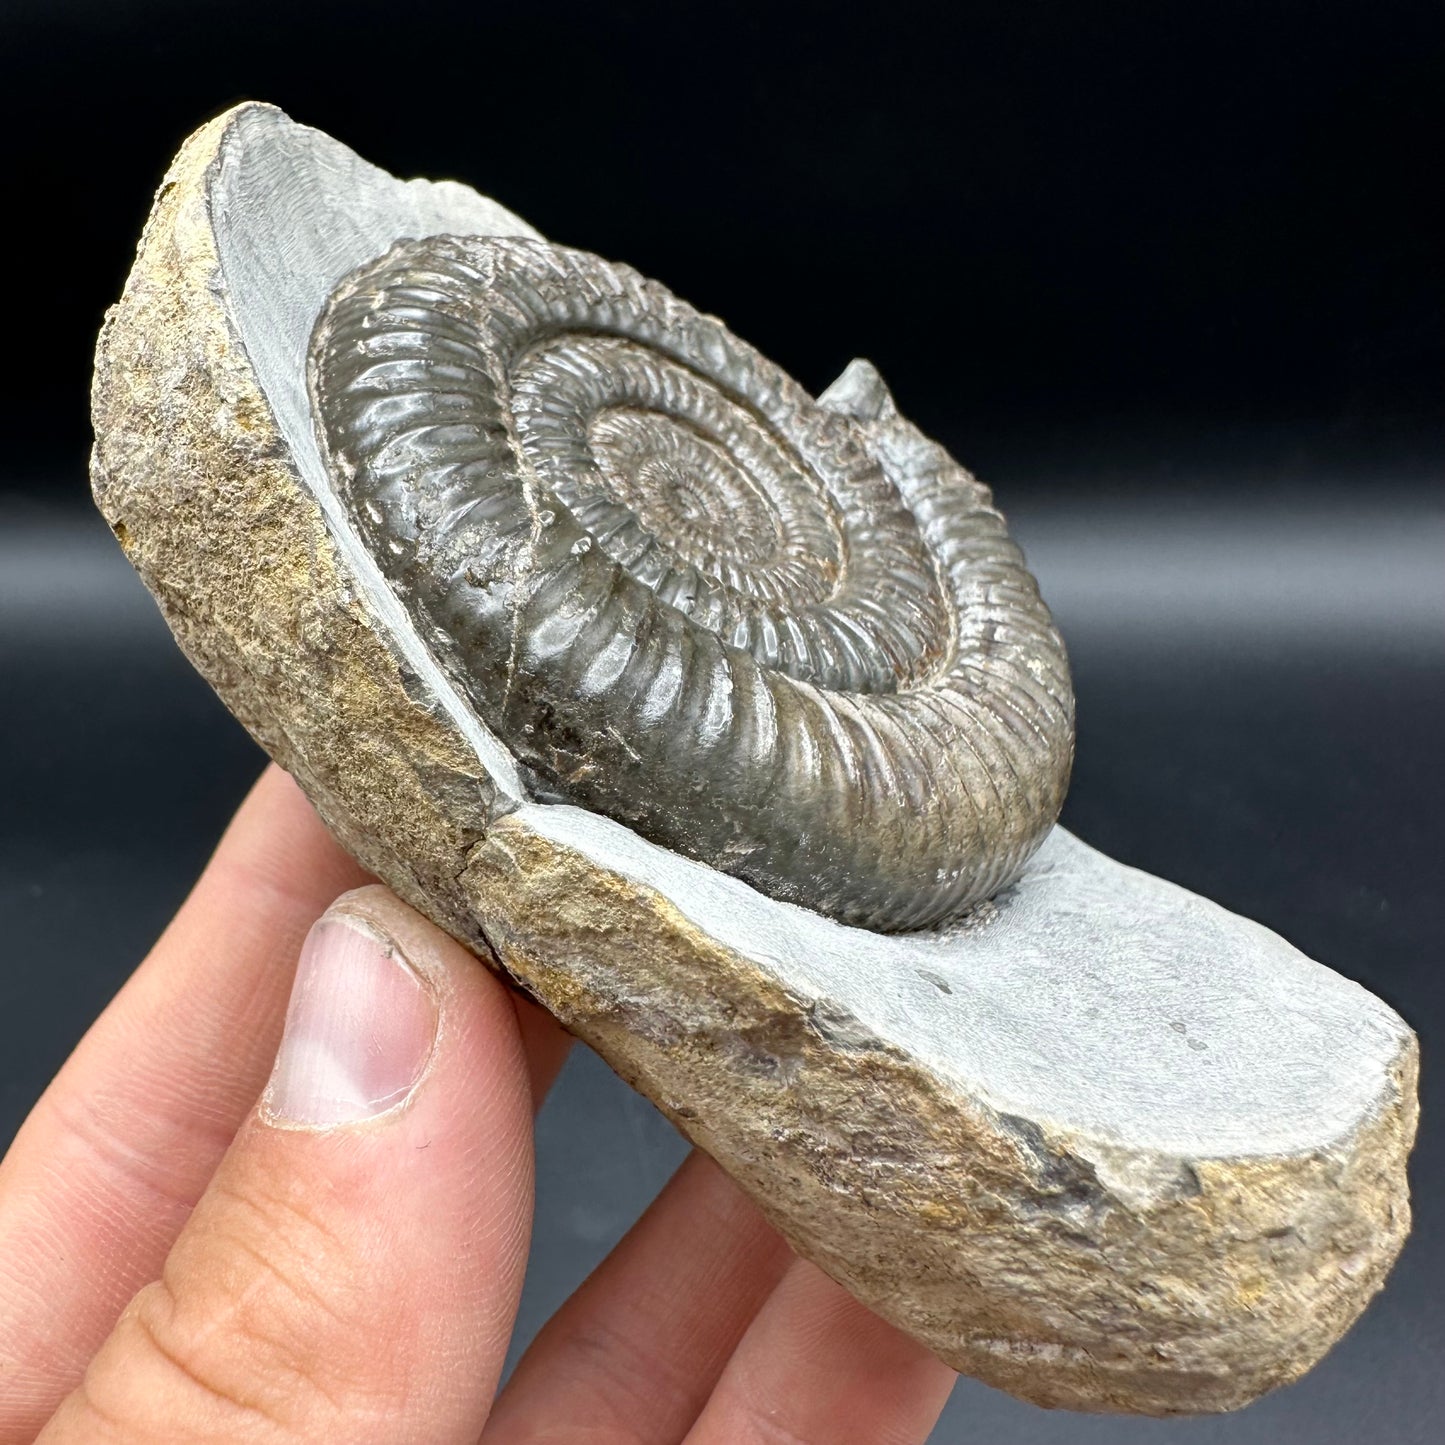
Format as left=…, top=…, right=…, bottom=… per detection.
left=90, top=102, right=1416, bottom=1415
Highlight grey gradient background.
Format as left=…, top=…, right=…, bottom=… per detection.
left=1, top=1, right=1441, bottom=1439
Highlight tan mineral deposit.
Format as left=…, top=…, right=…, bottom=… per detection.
left=89, top=102, right=1416, bottom=1415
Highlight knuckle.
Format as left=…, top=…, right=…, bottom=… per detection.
left=202, top=1173, right=358, bottom=1344
left=168, top=1181, right=364, bottom=1399
left=61, top=1279, right=288, bottom=1442
left=67, top=1178, right=380, bottom=1440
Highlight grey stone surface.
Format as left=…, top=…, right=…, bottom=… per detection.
left=528, top=805, right=1406, bottom=1163
left=212, top=102, right=536, bottom=798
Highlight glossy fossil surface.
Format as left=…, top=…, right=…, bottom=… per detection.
left=309, top=237, right=1073, bottom=931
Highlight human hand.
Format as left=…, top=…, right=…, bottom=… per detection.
left=0, top=765, right=956, bottom=1442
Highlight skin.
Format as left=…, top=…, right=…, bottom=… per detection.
left=0, top=765, right=956, bottom=1443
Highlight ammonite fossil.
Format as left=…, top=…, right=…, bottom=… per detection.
left=309, top=235, right=1074, bottom=932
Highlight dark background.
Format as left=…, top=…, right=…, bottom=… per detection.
left=1, top=2, right=1441, bottom=1440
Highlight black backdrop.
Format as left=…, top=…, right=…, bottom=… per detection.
left=1, top=4, right=1441, bottom=1442
left=3, top=0, right=1441, bottom=495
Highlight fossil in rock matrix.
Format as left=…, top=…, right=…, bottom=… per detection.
left=89, top=109, right=1418, bottom=1412
left=309, top=235, right=1074, bottom=931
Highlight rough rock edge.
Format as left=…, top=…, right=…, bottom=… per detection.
left=89, top=104, right=1417, bottom=1415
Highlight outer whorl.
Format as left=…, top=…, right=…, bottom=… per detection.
left=309, top=236, right=1073, bottom=931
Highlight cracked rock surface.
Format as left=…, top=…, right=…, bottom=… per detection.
left=89, top=102, right=1417, bottom=1415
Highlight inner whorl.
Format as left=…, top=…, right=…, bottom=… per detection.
left=308, top=235, right=1074, bottom=931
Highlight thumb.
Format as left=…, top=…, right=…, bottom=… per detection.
left=40, top=886, right=535, bottom=1445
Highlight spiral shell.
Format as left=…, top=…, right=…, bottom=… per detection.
left=308, top=236, right=1073, bottom=931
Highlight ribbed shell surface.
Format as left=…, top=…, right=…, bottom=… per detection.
left=308, top=236, right=1073, bottom=931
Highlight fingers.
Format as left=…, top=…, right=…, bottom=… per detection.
left=683, top=1260, right=956, bottom=1445
left=0, top=765, right=368, bottom=1439
left=38, top=886, right=535, bottom=1445
left=483, top=1151, right=792, bottom=1444
left=490, top=1153, right=952, bottom=1445
left=0, top=763, right=572, bottom=1442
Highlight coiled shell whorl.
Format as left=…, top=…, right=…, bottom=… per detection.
left=309, top=236, right=1074, bottom=932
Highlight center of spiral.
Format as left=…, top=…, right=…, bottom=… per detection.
left=587, top=408, right=783, bottom=568
left=510, top=332, right=846, bottom=613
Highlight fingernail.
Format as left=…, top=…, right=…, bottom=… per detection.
left=263, top=913, right=438, bottom=1127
